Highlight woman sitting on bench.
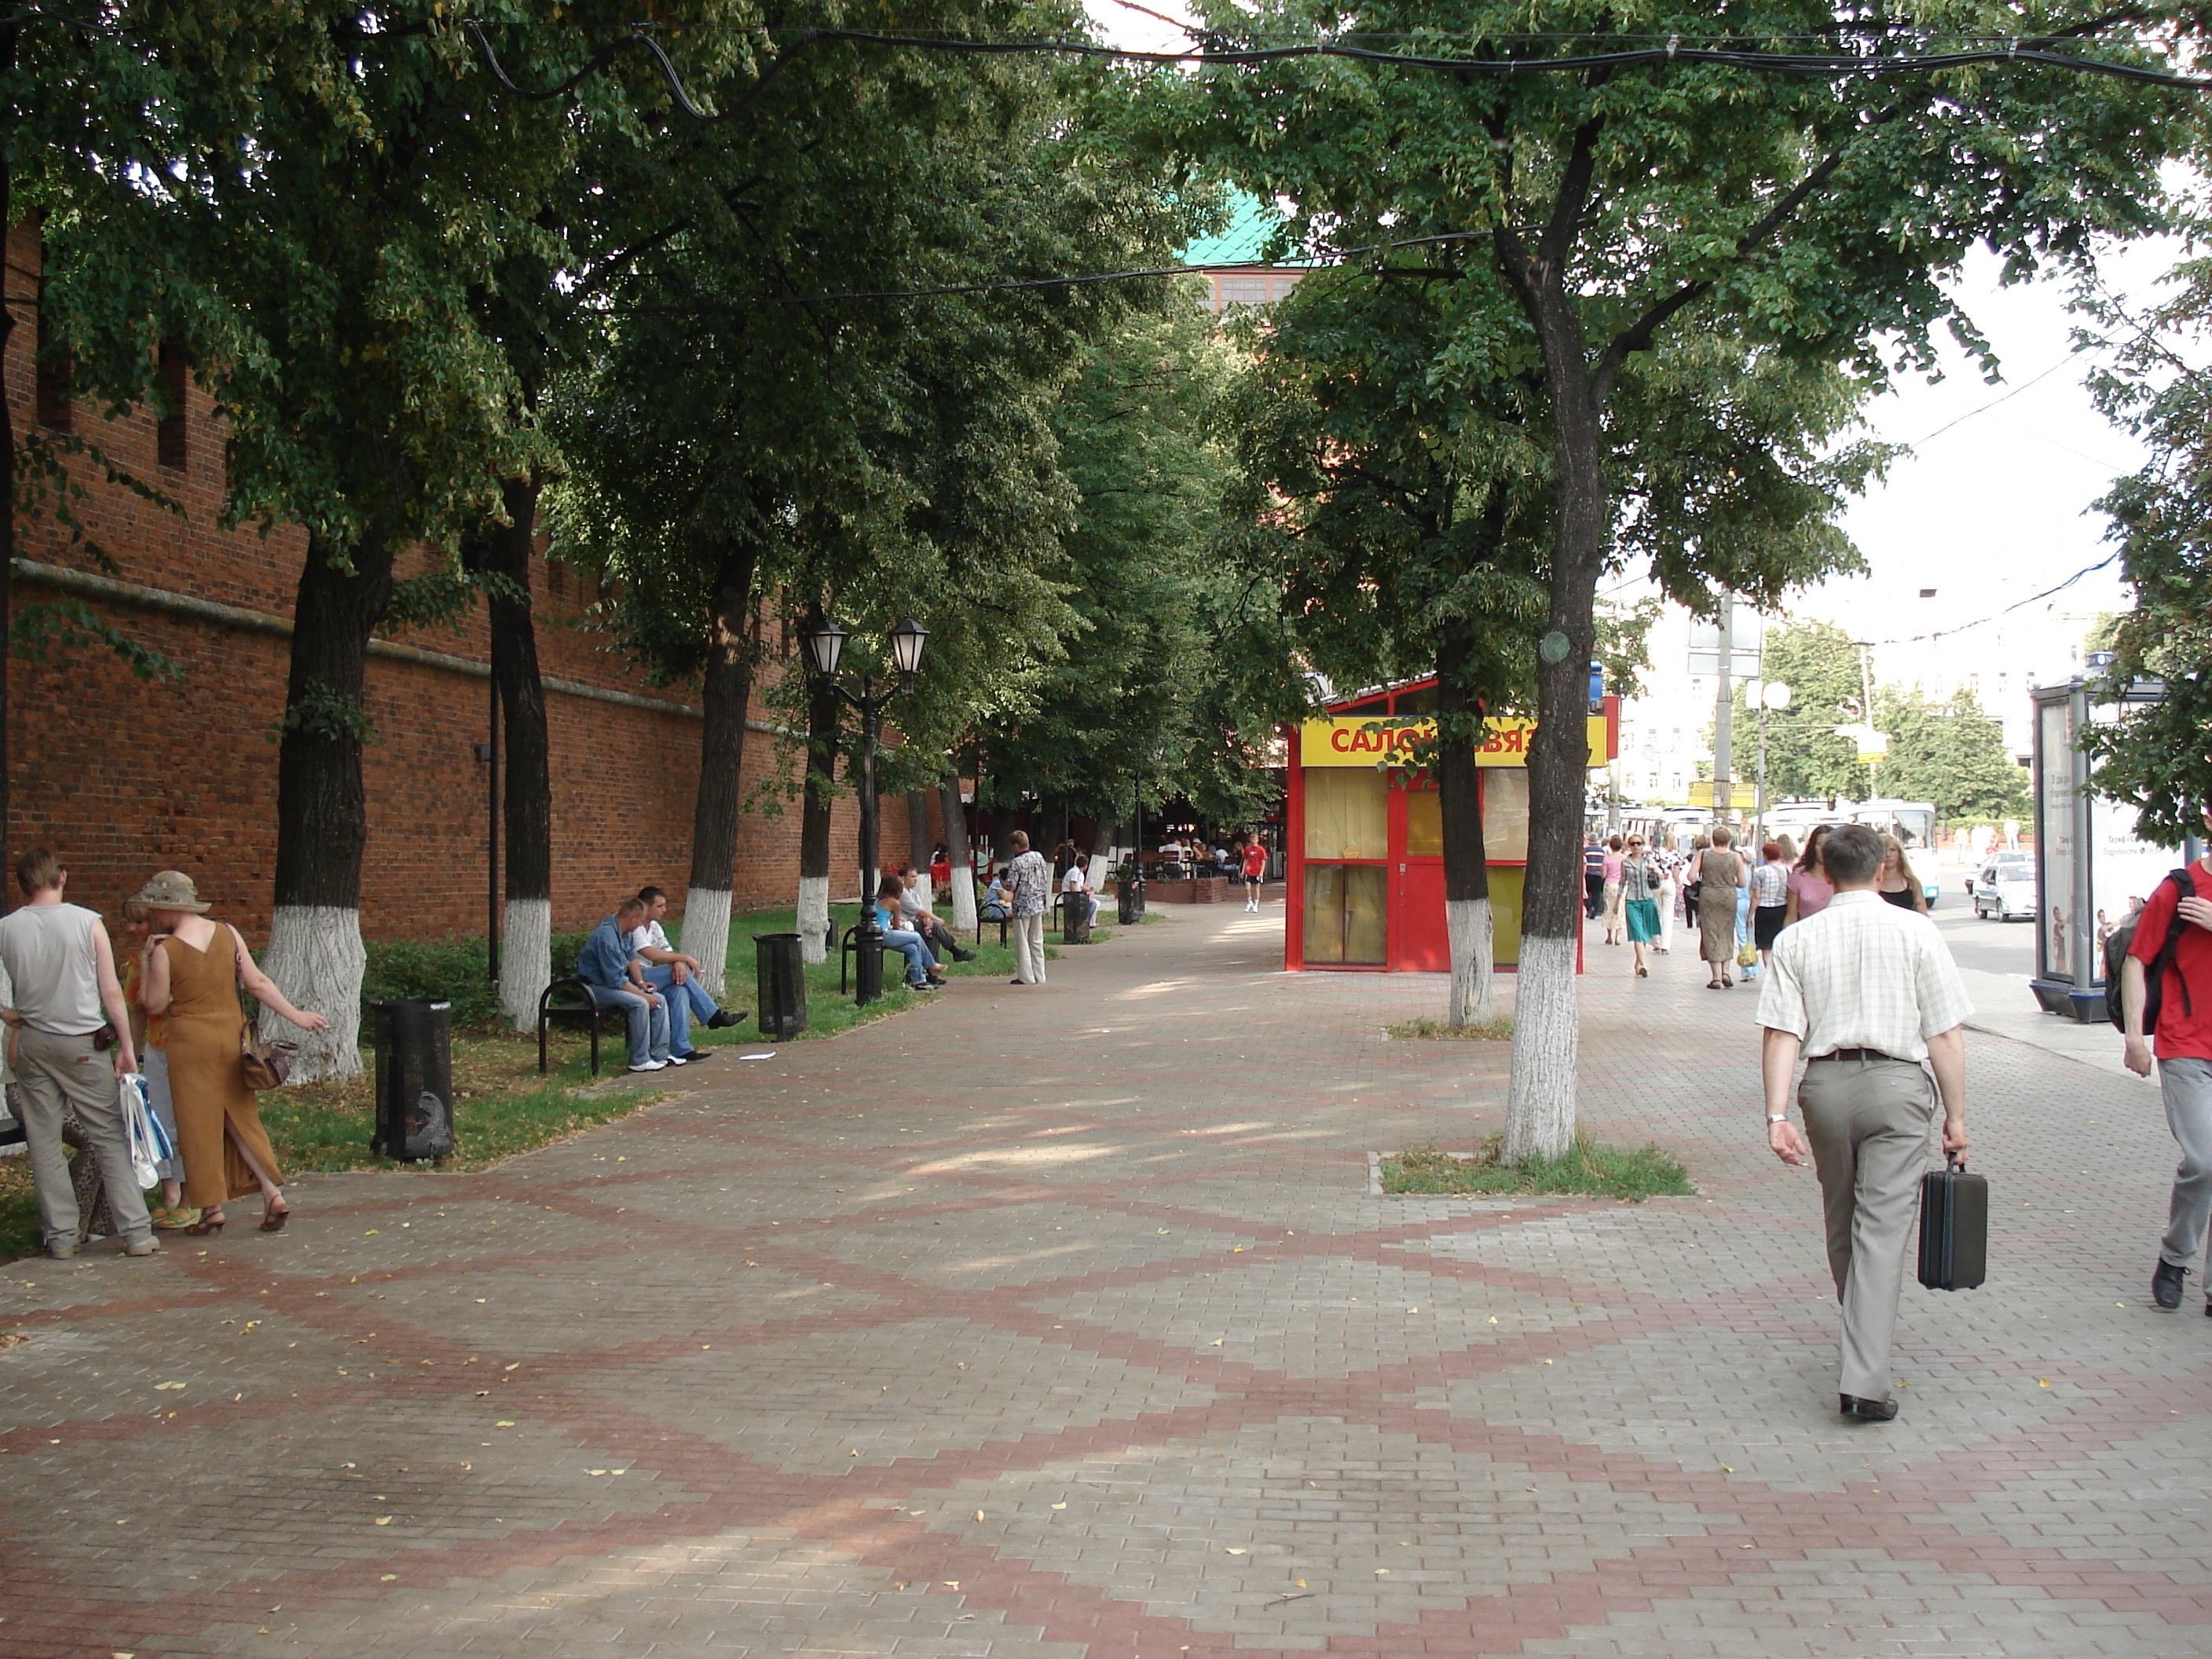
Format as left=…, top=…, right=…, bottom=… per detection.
left=876, top=877, right=944, bottom=991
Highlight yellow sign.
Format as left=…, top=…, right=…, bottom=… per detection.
left=1298, top=715, right=1610, bottom=770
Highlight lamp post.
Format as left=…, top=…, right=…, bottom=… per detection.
left=1754, top=679, right=1792, bottom=847
left=804, top=614, right=928, bottom=1005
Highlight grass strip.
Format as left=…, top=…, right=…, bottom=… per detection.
left=1386, top=1016, right=1515, bottom=1042
left=1380, top=1137, right=1693, bottom=1201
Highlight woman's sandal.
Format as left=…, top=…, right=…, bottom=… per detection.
left=184, top=1210, right=225, bottom=1236
left=151, top=1204, right=200, bottom=1230
left=261, top=1205, right=290, bottom=1233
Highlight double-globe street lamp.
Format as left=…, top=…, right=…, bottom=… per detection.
left=804, top=613, right=929, bottom=1005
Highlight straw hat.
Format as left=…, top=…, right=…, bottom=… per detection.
left=128, top=870, right=211, bottom=914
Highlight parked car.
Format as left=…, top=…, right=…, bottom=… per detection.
left=1972, top=855, right=2038, bottom=921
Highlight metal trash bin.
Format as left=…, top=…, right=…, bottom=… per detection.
left=753, top=932, right=807, bottom=1039
left=367, top=998, right=455, bottom=1163
left=1061, top=890, right=1092, bottom=945
left=1117, top=876, right=1144, bottom=927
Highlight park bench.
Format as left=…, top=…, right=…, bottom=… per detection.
left=536, top=976, right=632, bottom=1075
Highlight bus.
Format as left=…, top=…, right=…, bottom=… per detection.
left=1759, top=798, right=1941, bottom=905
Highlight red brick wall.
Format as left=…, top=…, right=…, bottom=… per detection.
left=5, top=228, right=898, bottom=942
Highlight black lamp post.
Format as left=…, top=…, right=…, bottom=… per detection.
left=805, top=613, right=928, bottom=1005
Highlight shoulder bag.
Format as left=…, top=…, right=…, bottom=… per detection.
left=240, top=1024, right=297, bottom=1091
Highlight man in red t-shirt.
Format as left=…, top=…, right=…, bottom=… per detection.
left=1240, top=838, right=1269, bottom=913
left=2122, top=801, right=2212, bottom=1313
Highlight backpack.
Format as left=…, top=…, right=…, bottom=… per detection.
left=2106, top=867, right=2199, bottom=1034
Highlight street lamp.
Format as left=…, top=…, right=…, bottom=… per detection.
left=804, top=613, right=927, bottom=1005
left=1755, top=679, right=1792, bottom=846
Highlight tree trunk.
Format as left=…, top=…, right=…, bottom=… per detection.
left=483, top=477, right=551, bottom=1030
left=939, top=774, right=976, bottom=932
left=796, top=669, right=838, bottom=965
left=262, top=529, right=397, bottom=1081
left=1500, top=275, right=1609, bottom=1164
left=991, top=798, right=1018, bottom=874
left=0, top=75, right=16, bottom=881
left=1436, top=631, right=1495, bottom=1029
left=682, top=547, right=759, bottom=998
left=905, top=789, right=933, bottom=910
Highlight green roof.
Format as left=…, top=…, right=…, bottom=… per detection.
left=1180, top=191, right=1319, bottom=268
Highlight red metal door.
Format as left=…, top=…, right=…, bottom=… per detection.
left=1389, top=781, right=1449, bottom=971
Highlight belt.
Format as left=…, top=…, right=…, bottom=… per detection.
left=1811, top=1046, right=1911, bottom=1064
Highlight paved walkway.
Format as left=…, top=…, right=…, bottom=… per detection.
left=1, top=906, right=2206, bottom=1657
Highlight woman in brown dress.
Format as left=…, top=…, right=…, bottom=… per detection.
left=1687, top=825, right=1745, bottom=989
left=131, top=872, right=328, bottom=1235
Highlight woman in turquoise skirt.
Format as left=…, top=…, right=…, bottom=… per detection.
left=1620, top=834, right=1663, bottom=980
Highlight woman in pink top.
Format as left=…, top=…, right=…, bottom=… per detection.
left=1600, top=835, right=1627, bottom=945
left=1783, top=823, right=1837, bottom=927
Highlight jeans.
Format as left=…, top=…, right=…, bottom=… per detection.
left=2158, top=1057, right=2212, bottom=1273
left=590, top=983, right=670, bottom=1068
left=881, top=927, right=936, bottom=985
left=641, top=963, right=716, bottom=1053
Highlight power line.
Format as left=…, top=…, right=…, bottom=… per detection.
left=1858, top=551, right=2123, bottom=647
left=1909, top=357, right=2074, bottom=446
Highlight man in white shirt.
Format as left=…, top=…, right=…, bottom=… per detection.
left=1757, top=822, right=1973, bottom=1422
left=1004, top=831, right=1052, bottom=985
left=631, top=888, right=745, bottom=1059
left=0, top=848, right=154, bottom=1258
left=1061, top=854, right=1100, bottom=928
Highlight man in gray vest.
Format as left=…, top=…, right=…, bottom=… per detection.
left=0, top=848, right=154, bottom=1258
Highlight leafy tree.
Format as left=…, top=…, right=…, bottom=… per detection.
left=1152, top=0, right=2189, bottom=1155
left=1727, top=619, right=1869, bottom=801
left=1873, top=687, right=2030, bottom=820
left=2078, top=201, right=2212, bottom=844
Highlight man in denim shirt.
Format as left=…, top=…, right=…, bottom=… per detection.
left=579, top=896, right=676, bottom=1072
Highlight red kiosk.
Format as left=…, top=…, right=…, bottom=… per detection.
left=1284, top=677, right=1618, bottom=972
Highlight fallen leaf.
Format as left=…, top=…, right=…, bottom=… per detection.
left=1208, top=1339, right=1224, bottom=1347
left=942, top=1580, right=959, bottom=1590
left=1295, top=1579, right=1306, bottom=1588
left=154, top=1382, right=185, bottom=1391
left=1049, top=1503, right=1067, bottom=1511
left=1722, top=1465, right=1734, bottom=1474
left=974, top=1510, right=986, bottom=1522
left=1487, top=1317, right=1499, bottom=1325
left=1225, top=1548, right=1247, bottom=1555
left=373, top=1517, right=392, bottom=1526
left=2039, top=1378, right=2051, bottom=1387
left=496, top=1421, right=515, bottom=1427
left=364, top=1230, right=379, bottom=1236
left=1406, top=1307, right=1419, bottom=1313
left=1374, top=1568, right=1389, bottom=1577
left=380, top=1575, right=396, bottom=1582
left=1156, top=1228, right=1170, bottom=1235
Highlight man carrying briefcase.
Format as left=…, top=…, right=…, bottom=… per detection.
left=1756, top=822, right=1974, bottom=1422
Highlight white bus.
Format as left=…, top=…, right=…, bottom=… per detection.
left=1756, top=799, right=1940, bottom=905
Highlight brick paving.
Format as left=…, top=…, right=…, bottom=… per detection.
left=2, top=904, right=2207, bottom=1657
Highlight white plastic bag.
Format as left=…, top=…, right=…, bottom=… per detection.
left=122, top=1074, right=172, bottom=1190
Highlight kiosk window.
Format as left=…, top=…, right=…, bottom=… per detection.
left=1481, top=770, right=1530, bottom=861
left=1302, top=864, right=1387, bottom=965
left=1403, top=783, right=1443, bottom=858
left=1305, top=767, right=1387, bottom=862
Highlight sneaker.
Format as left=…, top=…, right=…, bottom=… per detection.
left=664, top=1053, right=689, bottom=1066
left=46, top=1243, right=78, bottom=1261
left=2153, top=1259, right=2188, bottom=1309
left=628, top=1059, right=668, bottom=1073
left=1009, top=977, right=1026, bottom=986
left=124, top=1239, right=163, bottom=1258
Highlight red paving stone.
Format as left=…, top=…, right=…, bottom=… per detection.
left=2, top=903, right=2208, bottom=1657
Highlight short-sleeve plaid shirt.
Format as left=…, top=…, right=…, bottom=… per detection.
left=1756, top=890, right=1973, bottom=1062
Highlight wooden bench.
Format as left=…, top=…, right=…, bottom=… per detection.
left=536, top=976, right=632, bottom=1075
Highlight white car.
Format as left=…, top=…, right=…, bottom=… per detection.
left=1972, top=855, right=2038, bottom=921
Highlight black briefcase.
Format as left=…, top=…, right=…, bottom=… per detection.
left=1918, top=1154, right=1987, bottom=1291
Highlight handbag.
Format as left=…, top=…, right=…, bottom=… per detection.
left=240, top=1024, right=298, bottom=1091
left=122, top=1073, right=174, bottom=1188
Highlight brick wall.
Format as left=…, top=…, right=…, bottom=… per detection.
left=5, top=228, right=911, bottom=942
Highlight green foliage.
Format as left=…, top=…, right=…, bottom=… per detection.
left=1873, top=687, right=2031, bottom=822
left=275, top=678, right=375, bottom=745
left=1381, top=1138, right=1693, bottom=1200
left=2078, top=184, right=2212, bottom=843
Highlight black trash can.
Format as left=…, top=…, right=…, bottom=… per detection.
left=1061, top=890, right=1092, bottom=944
left=753, top=932, right=808, bottom=1039
left=367, top=998, right=455, bottom=1163
left=1117, top=876, right=1144, bottom=927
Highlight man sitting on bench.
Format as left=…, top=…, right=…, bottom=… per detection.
left=631, top=886, right=745, bottom=1059
left=898, top=866, right=977, bottom=962
left=580, top=896, right=676, bottom=1072
left=1061, top=854, right=1101, bottom=928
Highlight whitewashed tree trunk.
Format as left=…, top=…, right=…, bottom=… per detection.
left=682, top=887, right=732, bottom=998
left=1445, top=895, right=1496, bottom=1027
left=500, top=898, right=551, bottom=1031
left=797, top=873, right=831, bottom=965
left=914, top=873, right=933, bottom=914
left=947, top=863, right=977, bottom=933
left=1501, top=933, right=1577, bottom=1163
left=259, top=905, right=366, bottom=1082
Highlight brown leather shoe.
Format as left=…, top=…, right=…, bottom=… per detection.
left=1839, top=1393, right=1899, bottom=1421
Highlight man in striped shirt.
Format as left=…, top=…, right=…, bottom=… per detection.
left=1757, top=822, right=1974, bottom=1422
